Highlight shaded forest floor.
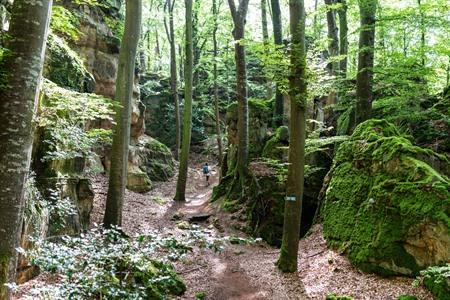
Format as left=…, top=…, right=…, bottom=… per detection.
left=15, top=154, right=433, bottom=299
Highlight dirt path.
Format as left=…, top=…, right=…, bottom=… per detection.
left=15, top=155, right=433, bottom=300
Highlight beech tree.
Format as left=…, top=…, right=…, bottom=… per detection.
left=213, top=0, right=223, bottom=165
left=355, top=0, right=377, bottom=125
left=164, top=0, right=181, bottom=159
left=0, top=0, right=52, bottom=298
left=174, top=0, right=194, bottom=202
left=277, top=0, right=307, bottom=273
left=104, top=0, right=142, bottom=227
left=228, top=0, right=250, bottom=183
left=324, top=0, right=339, bottom=75
left=337, top=0, right=348, bottom=76
left=271, top=0, right=284, bottom=127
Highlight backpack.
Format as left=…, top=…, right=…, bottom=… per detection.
left=203, top=165, right=209, bottom=174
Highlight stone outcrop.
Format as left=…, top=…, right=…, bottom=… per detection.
left=105, top=135, right=176, bottom=193
left=321, top=119, right=450, bottom=276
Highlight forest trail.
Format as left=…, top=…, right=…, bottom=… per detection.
left=16, top=155, right=432, bottom=300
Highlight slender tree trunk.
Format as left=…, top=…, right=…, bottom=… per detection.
left=192, top=0, right=200, bottom=100
left=165, top=0, right=181, bottom=159
left=324, top=0, right=339, bottom=75
left=213, top=0, right=223, bottom=165
left=313, top=0, right=320, bottom=39
left=418, top=0, right=426, bottom=67
left=355, top=0, right=377, bottom=125
left=337, top=0, right=348, bottom=76
left=0, top=1, right=52, bottom=298
left=277, top=0, right=307, bottom=273
left=155, top=29, right=162, bottom=71
left=104, top=0, right=142, bottom=227
left=270, top=0, right=284, bottom=127
left=174, top=0, right=194, bottom=202
left=228, top=0, right=250, bottom=184
left=261, top=0, right=272, bottom=99
left=261, top=0, right=269, bottom=42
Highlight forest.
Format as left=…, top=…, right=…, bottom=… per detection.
left=0, top=0, right=449, bottom=299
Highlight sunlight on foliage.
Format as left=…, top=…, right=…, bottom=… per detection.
left=25, top=225, right=259, bottom=299
left=37, top=80, right=116, bottom=162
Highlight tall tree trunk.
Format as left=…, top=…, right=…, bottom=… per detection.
left=104, top=0, right=142, bottom=227
left=324, top=0, right=339, bottom=75
left=0, top=0, right=52, bottom=298
left=213, top=0, right=223, bottom=166
left=192, top=0, right=200, bottom=100
left=337, top=0, right=348, bottom=76
left=228, top=0, right=250, bottom=185
left=165, top=0, right=181, bottom=159
left=277, top=0, right=307, bottom=273
left=261, top=0, right=269, bottom=42
left=270, top=0, right=284, bottom=127
left=417, top=0, right=425, bottom=67
left=355, top=0, right=377, bottom=125
left=313, top=0, right=320, bottom=39
left=261, top=0, right=272, bottom=99
left=174, top=0, right=194, bottom=202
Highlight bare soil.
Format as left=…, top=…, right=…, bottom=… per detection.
left=15, top=155, right=433, bottom=299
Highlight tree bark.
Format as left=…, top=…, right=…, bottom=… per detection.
left=164, top=0, right=181, bottom=159
left=213, top=0, right=223, bottom=166
left=417, top=0, right=425, bottom=67
left=355, top=0, right=377, bottom=125
left=228, top=0, right=250, bottom=184
left=174, top=0, right=194, bottom=202
left=0, top=0, right=52, bottom=298
left=270, top=0, right=284, bottom=127
left=104, top=0, right=142, bottom=227
left=261, top=0, right=272, bottom=99
left=337, top=0, right=348, bottom=76
left=261, top=0, right=269, bottom=42
left=277, top=0, right=307, bottom=274
left=324, top=0, right=339, bottom=75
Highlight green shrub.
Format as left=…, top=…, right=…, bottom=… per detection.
left=420, top=264, right=450, bottom=300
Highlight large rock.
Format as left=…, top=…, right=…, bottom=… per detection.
left=223, top=99, right=272, bottom=174
left=246, top=136, right=348, bottom=246
left=321, top=119, right=450, bottom=276
left=130, top=135, right=176, bottom=182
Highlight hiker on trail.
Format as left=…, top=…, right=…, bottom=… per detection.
left=202, top=163, right=210, bottom=186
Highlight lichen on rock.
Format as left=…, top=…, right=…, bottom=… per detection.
left=321, top=119, right=450, bottom=276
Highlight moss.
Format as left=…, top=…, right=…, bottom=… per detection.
left=262, top=126, right=289, bottom=161
left=322, top=119, right=450, bottom=276
left=222, top=199, right=241, bottom=213
left=195, top=292, right=206, bottom=299
left=127, top=171, right=152, bottom=193
left=140, top=137, right=175, bottom=182
left=44, top=34, right=94, bottom=92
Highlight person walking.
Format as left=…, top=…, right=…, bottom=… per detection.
left=202, top=163, right=210, bottom=186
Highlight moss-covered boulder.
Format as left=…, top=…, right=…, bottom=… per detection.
left=44, top=33, right=95, bottom=93
left=322, top=119, right=450, bottom=276
left=225, top=98, right=272, bottom=163
left=135, top=136, right=176, bottom=182
left=127, top=170, right=152, bottom=193
left=129, top=135, right=175, bottom=181
left=262, top=126, right=289, bottom=161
